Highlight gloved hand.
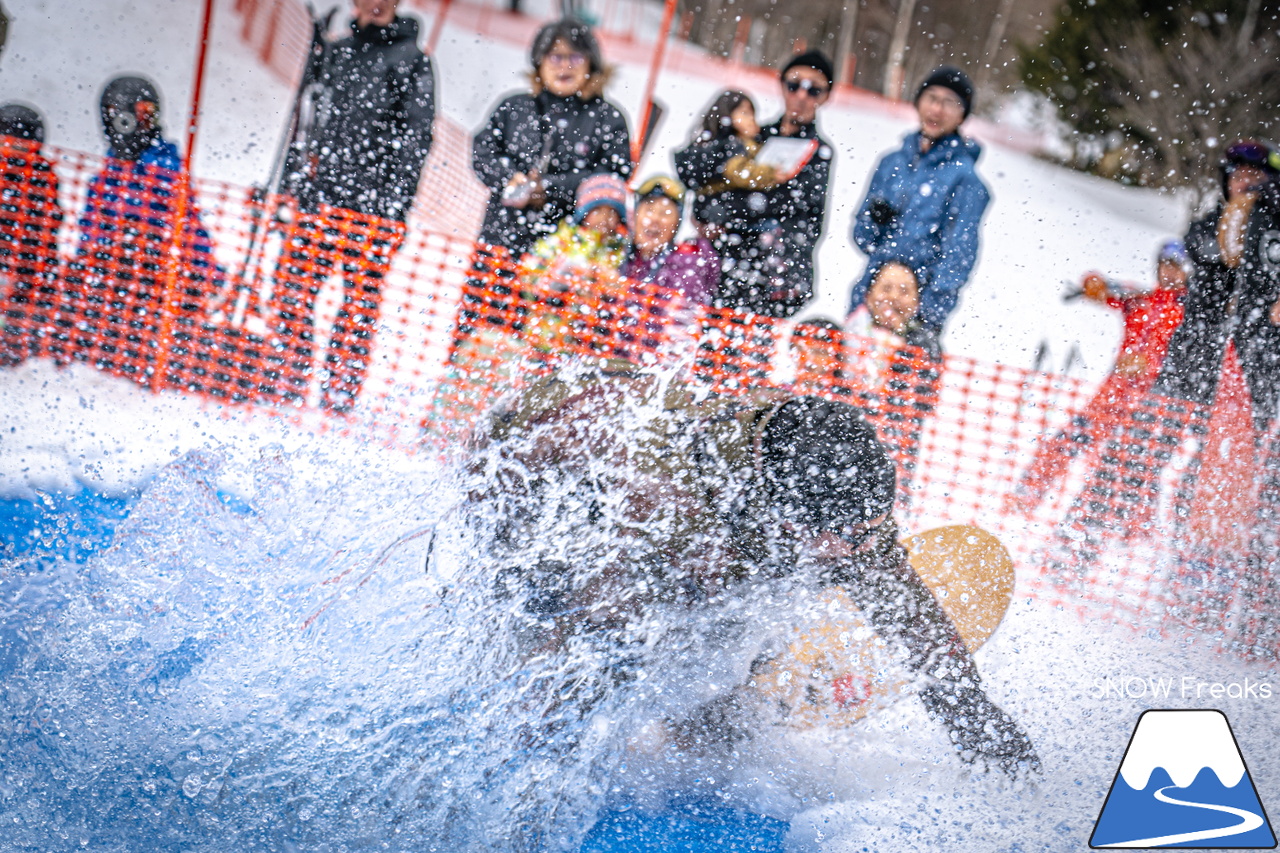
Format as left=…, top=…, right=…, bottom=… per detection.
left=867, top=197, right=898, bottom=227
left=920, top=681, right=1041, bottom=779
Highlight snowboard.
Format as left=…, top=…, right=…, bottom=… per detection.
left=749, top=525, right=1014, bottom=729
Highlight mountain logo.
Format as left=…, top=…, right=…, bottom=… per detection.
left=1091, top=709, right=1276, bottom=849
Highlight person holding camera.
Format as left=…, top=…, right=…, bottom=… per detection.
left=847, top=66, right=989, bottom=338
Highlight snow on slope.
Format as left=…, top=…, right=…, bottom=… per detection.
left=1119, top=710, right=1247, bottom=790
left=2, top=0, right=1189, bottom=374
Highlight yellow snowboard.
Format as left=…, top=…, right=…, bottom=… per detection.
left=750, top=525, right=1014, bottom=729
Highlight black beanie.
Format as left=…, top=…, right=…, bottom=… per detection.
left=761, top=398, right=897, bottom=533
left=0, top=104, right=44, bottom=145
left=781, top=50, right=835, bottom=87
left=915, top=65, right=974, bottom=118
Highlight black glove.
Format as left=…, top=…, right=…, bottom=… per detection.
left=920, top=681, right=1041, bottom=779
left=868, top=197, right=898, bottom=227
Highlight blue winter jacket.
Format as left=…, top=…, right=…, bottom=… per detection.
left=849, top=131, right=990, bottom=331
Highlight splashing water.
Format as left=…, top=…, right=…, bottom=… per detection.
left=2, top=433, right=1278, bottom=852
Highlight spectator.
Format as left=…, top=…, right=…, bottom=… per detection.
left=1154, top=140, right=1280, bottom=430
left=844, top=259, right=943, bottom=506
left=675, top=90, right=766, bottom=241
left=273, top=0, right=435, bottom=413
left=472, top=17, right=631, bottom=259
left=619, top=175, right=719, bottom=306
left=57, top=76, right=218, bottom=383
left=525, top=173, right=629, bottom=278
left=849, top=66, right=989, bottom=336
left=675, top=53, right=834, bottom=318
left=519, top=174, right=629, bottom=355
left=0, top=103, right=63, bottom=366
left=846, top=258, right=942, bottom=363
left=1007, top=241, right=1189, bottom=516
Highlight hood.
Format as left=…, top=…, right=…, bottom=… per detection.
left=350, top=15, right=419, bottom=46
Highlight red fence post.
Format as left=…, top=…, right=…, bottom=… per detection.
left=154, top=0, right=216, bottom=392
left=630, top=0, right=679, bottom=169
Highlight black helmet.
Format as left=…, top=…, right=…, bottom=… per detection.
left=0, top=104, right=45, bottom=145
left=529, top=17, right=603, bottom=74
left=100, top=75, right=162, bottom=161
left=761, top=398, right=897, bottom=534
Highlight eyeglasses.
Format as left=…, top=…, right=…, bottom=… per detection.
left=918, top=89, right=964, bottom=112
left=784, top=78, right=828, bottom=99
left=636, top=175, right=685, bottom=206
left=1225, top=140, right=1280, bottom=172
left=545, top=51, right=587, bottom=68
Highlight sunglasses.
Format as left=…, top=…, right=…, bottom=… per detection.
left=784, top=78, right=828, bottom=99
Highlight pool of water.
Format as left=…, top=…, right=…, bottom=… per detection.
left=2, top=444, right=1276, bottom=853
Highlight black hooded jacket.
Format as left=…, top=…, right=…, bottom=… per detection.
left=1155, top=183, right=1280, bottom=428
left=472, top=88, right=631, bottom=256
left=284, top=16, right=434, bottom=223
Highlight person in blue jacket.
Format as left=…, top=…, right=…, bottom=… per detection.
left=57, top=76, right=220, bottom=385
left=847, top=66, right=989, bottom=337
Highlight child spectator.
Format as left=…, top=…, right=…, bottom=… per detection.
left=519, top=174, right=629, bottom=355
left=619, top=175, right=719, bottom=306
left=1008, top=241, right=1189, bottom=516
left=675, top=91, right=771, bottom=242
left=0, top=103, right=63, bottom=366
left=525, top=173, right=629, bottom=278
left=786, top=317, right=851, bottom=398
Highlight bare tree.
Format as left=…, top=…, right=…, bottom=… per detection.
left=1102, top=12, right=1280, bottom=192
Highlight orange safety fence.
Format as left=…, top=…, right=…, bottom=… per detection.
left=1, top=136, right=1278, bottom=664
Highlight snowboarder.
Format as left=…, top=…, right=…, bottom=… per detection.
left=1008, top=240, right=1189, bottom=518
left=849, top=66, right=990, bottom=336
left=463, top=358, right=1040, bottom=778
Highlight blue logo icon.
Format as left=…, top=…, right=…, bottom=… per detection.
left=1091, top=709, right=1276, bottom=848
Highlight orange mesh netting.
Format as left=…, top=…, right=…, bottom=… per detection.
left=0, top=134, right=1276, bottom=663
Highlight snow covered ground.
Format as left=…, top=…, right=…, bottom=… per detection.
left=2, top=2, right=1274, bottom=852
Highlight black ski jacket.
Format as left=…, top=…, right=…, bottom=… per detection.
left=284, top=16, right=434, bottom=223
left=1155, top=184, right=1280, bottom=428
left=473, top=89, right=631, bottom=256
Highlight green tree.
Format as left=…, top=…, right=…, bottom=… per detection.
left=1021, top=0, right=1280, bottom=192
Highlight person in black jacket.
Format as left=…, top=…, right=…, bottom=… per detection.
left=471, top=17, right=631, bottom=259
left=1154, top=140, right=1280, bottom=429
left=675, top=51, right=834, bottom=318
left=274, top=0, right=435, bottom=412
